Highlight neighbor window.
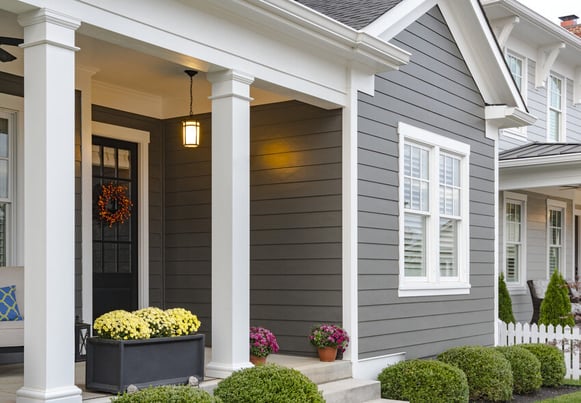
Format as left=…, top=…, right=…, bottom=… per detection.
left=506, top=53, right=524, bottom=92
left=504, top=193, right=526, bottom=287
left=547, top=200, right=565, bottom=277
left=548, top=74, right=564, bottom=142
left=399, top=122, right=470, bottom=297
left=0, top=110, right=14, bottom=267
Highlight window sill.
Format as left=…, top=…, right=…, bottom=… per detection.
left=398, top=283, right=471, bottom=297
left=507, top=285, right=527, bottom=295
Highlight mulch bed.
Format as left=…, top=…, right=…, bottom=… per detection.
left=509, top=385, right=581, bottom=402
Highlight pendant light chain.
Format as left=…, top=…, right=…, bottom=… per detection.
left=189, top=73, right=194, bottom=117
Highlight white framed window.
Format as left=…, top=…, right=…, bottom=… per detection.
left=502, top=51, right=528, bottom=139
left=547, top=199, right=566, bottom=278
left=0, top=108, right=15, bottom=267
left=547, top=74, right=565, bottom=142
left=503, top=192, right=527, bottom=289
left=398, top=122, right=470, bottom=297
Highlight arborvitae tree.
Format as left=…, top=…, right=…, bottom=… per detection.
left=499, top=273, right=516, bottom=324
left=539, top=270, right=574, bottom=328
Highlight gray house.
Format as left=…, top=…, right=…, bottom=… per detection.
left=0, top=0, right=530, bottom=400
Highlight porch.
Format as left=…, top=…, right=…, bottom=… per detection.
left=0, top=350, right=395, bottom=403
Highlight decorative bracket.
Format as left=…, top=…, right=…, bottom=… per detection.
left=491, top=16, right=520, bottom=49
left=535, top=42, right=566, bottom=88
left=574, top=67, right=581, bottom=105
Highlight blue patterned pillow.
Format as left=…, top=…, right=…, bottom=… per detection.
left=0, top=285, right=22, bottom=321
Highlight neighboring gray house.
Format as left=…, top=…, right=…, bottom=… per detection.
left=482, top=0, right=581, bottom=323
left=0, top=0, right=530, bottom=400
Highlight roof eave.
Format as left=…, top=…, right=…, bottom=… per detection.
left=243, top=0, right=411, bottom=72
left=499, top=153, right=581, bottom=168
left=485, top=105, right=536, bottom=129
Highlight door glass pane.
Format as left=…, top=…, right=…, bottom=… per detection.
left=0, top=204, right=6, bottom=266
left=93, top=243, right=102, bottom=273
left=118, top=244, right=131, bottom=273
left=103, top=243, right=118, bottom=273
left=92, top=145, right=101, bottom=177
left=0, top=131, right=8, bottom=158
left=103, top=147, right=116, bottom=177
left=118, top=149, right=131, bottom=179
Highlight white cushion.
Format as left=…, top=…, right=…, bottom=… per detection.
left=533, top=280, right=550, bottom=299
left=572, top=303, right=581, bottom=315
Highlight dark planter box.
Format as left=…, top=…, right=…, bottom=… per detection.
left=86, top=334, right=205, bottom=393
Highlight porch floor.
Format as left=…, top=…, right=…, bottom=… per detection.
left=0, top=349, right=342, bottom=403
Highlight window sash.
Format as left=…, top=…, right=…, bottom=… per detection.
left=505, top=200, right=524, bottom=284
left=548, top=75, right=562, bottom=142
left=404, top=213, right=426, bottom=277
left=548, top=207, right=563, bottom=276
left=506, top=54, right=523, bottom=91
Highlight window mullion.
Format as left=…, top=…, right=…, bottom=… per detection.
left=429, top=146, right=440, bottom=284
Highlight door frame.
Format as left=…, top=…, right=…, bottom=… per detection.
left=82, top=121, right=150, bottom=323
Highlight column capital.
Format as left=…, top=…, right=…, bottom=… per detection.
left=206, top=69, right=254, bottom=86
left=18, top=8, right=80, bottom=31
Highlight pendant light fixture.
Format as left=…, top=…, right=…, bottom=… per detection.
left=182, top=69, right=200, bottom=148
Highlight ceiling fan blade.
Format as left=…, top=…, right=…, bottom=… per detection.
left=0, top=37, right=23, bottom=46
left=0, top=48, right=16, bottom=63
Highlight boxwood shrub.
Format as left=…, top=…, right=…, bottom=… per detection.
left=438, top=346, right=513, bottom=402
left=520, top=343, right=566, bottom=387
left=377, top=359, right=469, bottom=403
left=213, top=364, right=324, bottom=403
left=495, top=346, right=542, bottom=394
left=112, top=385, right=221, bottom=403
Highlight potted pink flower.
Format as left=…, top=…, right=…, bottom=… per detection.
left=309, top=324, right=349, bottom=362
left=249, top=326, right=279, bottom=365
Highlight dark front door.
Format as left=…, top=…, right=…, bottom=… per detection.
left=92, top=136, right=138, bottom=321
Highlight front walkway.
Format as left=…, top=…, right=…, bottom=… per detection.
left=0, top=350, right=347, bottom=403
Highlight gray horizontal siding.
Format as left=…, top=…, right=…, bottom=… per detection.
left=357, top=6, right=494, bottom=360
left=164, top=101, right=342, bottom=355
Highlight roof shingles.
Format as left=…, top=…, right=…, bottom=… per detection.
left=294, top=0, right=404, bottom=30
left=499, top=143, right=581, bottom=160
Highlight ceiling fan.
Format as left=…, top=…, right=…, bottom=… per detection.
left=0, top=37, right=24, bottom=63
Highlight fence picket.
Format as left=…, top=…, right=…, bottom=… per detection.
left=498, top=320, right=580, bottom=380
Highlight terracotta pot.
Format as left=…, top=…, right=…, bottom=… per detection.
left=250, top=354, right=267, bottom=366
left=317, top=346, right=338, bottom=362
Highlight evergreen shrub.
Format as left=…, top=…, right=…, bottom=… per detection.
left=377, top=359, right=468, bottom=403
left=539, top=270, right=575, bottom=328
left=213, top=364, right=324, bottom=403
left=499, top=273, right=516, bottom=324
left=437, top=346, right=513, bottom=402
left=495, top=346, right=542, bottom=394
left=520, top=343, right=566, bottom=387
left=112, top=385, right=220, bottom=403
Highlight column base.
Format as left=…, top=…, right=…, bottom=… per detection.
left=17, top=385, right=82, bottom=403
left=206, top=360, right=253, bottom=379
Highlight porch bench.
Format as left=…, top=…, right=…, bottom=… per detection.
left=0, top=266, right=24, bottom=352
left=527, top=279, right=581, bottom=325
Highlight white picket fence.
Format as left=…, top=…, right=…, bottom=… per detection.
left=498, top=319, right=581, bottom=379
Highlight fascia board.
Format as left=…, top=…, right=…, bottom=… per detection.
left=499, top=154, right=581, bottom=168
left=438, top=0, right=525, bottom=110
left=363, top=0, right=438, bottom=39
left=243, top=0, right=410, bottom=72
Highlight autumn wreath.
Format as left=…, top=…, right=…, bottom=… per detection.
left=97, top=183, right=133, bottom=227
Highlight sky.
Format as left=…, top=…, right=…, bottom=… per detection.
left=519, top=0, right=580, bottom=24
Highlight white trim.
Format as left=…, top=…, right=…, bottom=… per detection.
left=341, top=73, right=359, bottom=363
left=364, top=0, right=437, bottom=38
left=493, top=122, right=499, bottom=345
left=500, top=153, right=581, bottom=168
left=502, top=192, right=527, bottom=291
left=397, top=122, right=471, bottom=297
left=490, top=15, right=520, bottom=49
left=352, top=352, right=406, bottom=380
left=0, top=94, right=24, bottom=266
left=536, top=43, right=565, bottom=89
left=574, top=67, right=581, bottom=105
left=547, top=198, right=566, bottom=279
left=87, top=122, right=150, bottom=316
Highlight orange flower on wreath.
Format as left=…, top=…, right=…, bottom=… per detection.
left=97, top=183, right=133, bottom=227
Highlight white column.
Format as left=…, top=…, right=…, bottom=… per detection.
left=17, top=9, right=82, bottom=403
left=206, top=69, right=254, bottom=378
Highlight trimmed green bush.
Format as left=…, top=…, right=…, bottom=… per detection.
left=112, top=385, right=221, bottom=403
left=213, top=364, right=324, bottom=403
left=520, top=343, right=566, bottom=387
left=495, top=346, right=542, bottom=394
left=377, top=359, right=468, bottom=403
left=540, top=270, right=575, bottom=328
left=437, top=346, right=513, bottom=402
left=499, top=273, right=516, bottom=324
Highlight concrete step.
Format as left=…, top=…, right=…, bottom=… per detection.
left=268, top=354, right=352, bottom=385
left=319, top=378, right=381, bottom=403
